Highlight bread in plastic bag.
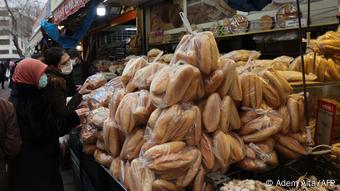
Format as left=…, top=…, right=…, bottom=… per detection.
left=274, top=132, right=307, bottom=160
left=150, top=63, right=198, bottom=108
left=120, top=128, right=145, bottom=161
left=173, top=31, right=219, bottom=75
left=96, top=139, right=106, bottom=151
left=217, top=58, right=240, bottom=100
left=128, top=158, right=155, bottom=191
left=84, top=87, right=114, bottom=108
left=121, top=57, right=148, bottom=92
left=199, top=133, right=215, bottom=170
left=287, top=94, right=304, bottom=133
left=220, top=95, right=241, bottom=133
left=80, top=124, right=97, bottom=144
left=222, top=50, right=261, bottom=62
left=237, top=138, right=278, bottom=171
left=239, top=106, right=283, bottom=143
left=115, top=90, right=155, bottom=134
left=176, top=148, right=201, bottom=187
left=240, top=73, right=263, bottom=108
left=83, top=143, right=96, bottom=155
left=202, top=93, right=221, bottom=133
left=85, top=73, right=107, bottom=90
left=94, top=149, right=113, bottom=167
left=91, top=107, right=110, bottom=129
left=103, top=119, right=121, bottom=157
left=110, top=157, right=121, bottom=179
left=132, top=62, right=166, bottom=90
left=146, top=103, right=198, bottom=144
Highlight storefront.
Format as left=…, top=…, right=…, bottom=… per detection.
left=28, top=0, right=340, bottom=190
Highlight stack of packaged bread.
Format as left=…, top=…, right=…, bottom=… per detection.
left=75, top=28, right=316, bottom=191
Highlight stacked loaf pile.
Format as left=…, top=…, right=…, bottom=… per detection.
left=77, top=31, right=317, bottom=190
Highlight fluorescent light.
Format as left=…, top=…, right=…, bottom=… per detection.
left=125, top=27, right=137, bottom=31
left=58, top=25, right=64, bottom=30
left=97, top=3, right=106, bottom=16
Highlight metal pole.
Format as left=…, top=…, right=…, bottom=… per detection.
left=295, top=0, right=310, bottom=128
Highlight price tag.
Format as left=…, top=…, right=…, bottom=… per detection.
left=315, top=100, right=336, bottom=145
left=285, top=18, right=307, bottom=28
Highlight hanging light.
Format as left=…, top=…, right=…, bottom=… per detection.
left=97, top=3, right=106, bottom=16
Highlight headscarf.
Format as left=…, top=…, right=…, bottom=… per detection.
left=13, top=58, right=47, bottom=87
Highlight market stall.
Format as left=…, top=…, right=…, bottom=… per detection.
left=53, top=0, right=340, bottom=191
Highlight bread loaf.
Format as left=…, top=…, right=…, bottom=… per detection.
left=203, top=93, right=221, bottom=132
left=110, top=157, right=121, bottom=178
left=220, top=96, right=241, bottom=133
left=152, top=179, right=179, bottom=191
left=274, top=134, right=307, bottom=155
left=121, top=57, right=148, bottom=92
left=129, top=159, right=155, bottom=191
left=228, top=74, right=243, bottom=102
left=186, top=106, right=202, bottom=146
left=193, top=167, right=206, bottom=191
left=103, top=119, right=121, bottom=157
left=199, top=133, right=215, bottom=170
left=277, top=106, right=290, bottom=134
left=275, top=143, right=301, bottom=160
left=176, top=150, right=202, bottom=187
left=148, top=148, right=199, bottom=173
left=217, top=58, right=237, bottom=97
left=204, top=70, right=224, bottom=96
left=143, top=141, right=186, bottom=160
left=152, top=104, right=195, bottom=144
left=213, top=131, right=231, bottom=169
left=225, top=133, right=245, bottom=162
left=132, top=62, right=165, bottom=90
left=120, top=129, right=145, bottom=161
left=94, top=149, right=113, bottom=167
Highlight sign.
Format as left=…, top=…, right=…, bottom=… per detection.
left=52, top=0, right=90, bottom=24
left=315, top=100, right=336, bottom=145
left=50, top=0, right=64, bottom=12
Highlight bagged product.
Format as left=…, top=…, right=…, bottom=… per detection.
left=121, top=57, right=148, bottom=92
left=237, top=138, right=278, bottom=171
left=91, top=107, right=110, bottom=129
left=240, top=73, right=263, bottom=108
left=120, top=128, right=145, bottom=161
left=128, top=159, right=156, bottom=191
left=80, top=124, right=98, bottom=144
left=146, top=104, right=199, bottom=144
left=115, top=90, right=155, bottom=134
left=94, top=149, right=113, bottom=167
left=85, top=73, right=107, bottom=90
left=132, top=62, right=166, bottom=90
left=150, top=63, right=200, bottom=108
left=239, top=106, right=283, bottom=143
left=172, top=13, right=219, bottom=75
left=102, top=119, right=121, bottom=157
left=287, top=94, right=305, bottom=133
left=274, top=132, right=308, bottom=160
left=221, top=50, right=261, bottom=62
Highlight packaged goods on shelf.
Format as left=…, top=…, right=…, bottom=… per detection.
left=85, top=73, right=107, bottom=90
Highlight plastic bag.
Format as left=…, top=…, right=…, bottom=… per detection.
left=274, top=132, right=307, bottom=160
left=145, top=103, right=199, bottom=144
left=132, top=62, right=166, bottom=90
left=240, top=73, right=264, bottom=108
left=287, top=94, right=305, bottom=133
left=239, top=106, right=283, bottom=143
left=94, top=149, right=113, bottom=167
left=120, top=128, right=145, bottom=161
left=103, top=119, right=121, bottom=157
left=237, top=138, right=278, bottom=171
left=91, top=107, right=110, bottom=129
left=222, top=50, right=261, bottom=62
left=172, top=12, right=219, bottom=75
left=129, top=159, right=155, bottom=191
left=115, top=90, right=155, bottom=134
left=150, top=63, right=202, bottom=108
left=80, top=124, right=98, bottom=144
left=85, top=73, right=107, bottom=90
left=121, top=57, right=148, bottom=92
left=84, top=87, right=114, bottom=108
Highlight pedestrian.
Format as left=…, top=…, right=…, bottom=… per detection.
left=67, top=49, right=85, bottom=86
left=43, top=47, right=90, bottom=118
left=7, top=58, right=83, bottom=191
left=0, top=98, right=21, bottom=191
left=0, top=61, right=6, bottom=89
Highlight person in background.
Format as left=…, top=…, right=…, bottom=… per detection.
left=0, top=61, right=6, bottom=89
left=8, top=58, right=82, bottom=191
left=67, top=49, right=85, bottom=86
left=43, top=47, right=90, bottom=118
left=31, top=53, right=44, bottom=61
left=0, top=98, right=21, bottom=191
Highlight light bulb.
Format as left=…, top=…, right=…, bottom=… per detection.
left=97, top=3, right=106, bottom=16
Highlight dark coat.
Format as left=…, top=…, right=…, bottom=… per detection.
left=0, top=98, right=21, bottom=191
left=8, top=83, right=80, bottom=191
left=44, top=66, right=82, bottom=118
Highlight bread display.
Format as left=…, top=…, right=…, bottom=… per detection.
left=121, top=57, right=148, bottom=92
left=173, top=31, right=219, bottom=75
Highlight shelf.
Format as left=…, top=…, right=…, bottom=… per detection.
left=100, top=165, right=128, bottom=191
left=149, top=22, right=337, bottom=47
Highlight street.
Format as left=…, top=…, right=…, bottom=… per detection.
left=0, top=81, right=10, bottom=99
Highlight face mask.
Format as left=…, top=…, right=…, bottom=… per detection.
left=61, top=61, right=73, bottom=75
left=38, top=74, right=48, bottom=88
left=69, top=59, right=77, bottom=66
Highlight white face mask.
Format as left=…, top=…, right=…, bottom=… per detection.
left=69, top=59, right=77, bottom=66
left=61, top=61, right=73, bottom=75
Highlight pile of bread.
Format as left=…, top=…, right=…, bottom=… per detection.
left=77, top=31, right=315, bottom=191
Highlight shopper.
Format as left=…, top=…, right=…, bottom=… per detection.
left=0, top=61, right=6, bottom=89
left=43, top=47, right=90, bottom=118
left=7, top=58, right=81, bottom=191
left=67, top=49, right=85, bottom=86
left=0, top=98, right=21, bottom=191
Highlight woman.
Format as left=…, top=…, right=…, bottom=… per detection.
left=8, top=58, right=80, bottom=191
left=0, top=98, right=21, bottom=191
left=43, top=47, right=90, bottom=118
